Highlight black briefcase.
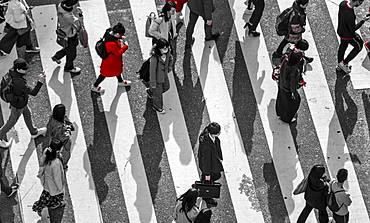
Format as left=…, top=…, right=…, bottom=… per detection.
left=192, top=181, right=221, bottom=199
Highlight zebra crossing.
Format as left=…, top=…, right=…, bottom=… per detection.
left=1, top=0, right=370, bottom=222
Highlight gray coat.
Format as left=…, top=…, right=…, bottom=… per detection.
left=187, top=0, right=215, bottom=20
left=149, top=53, right=172, bottom=88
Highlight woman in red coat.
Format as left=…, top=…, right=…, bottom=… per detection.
left=91, top=23, right=131, bottom=94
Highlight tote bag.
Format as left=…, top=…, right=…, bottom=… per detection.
left=293, top=177, right=308, bottom=195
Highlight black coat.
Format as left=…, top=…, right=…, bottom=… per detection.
left=198, top=133, right=223, bottom=175
left=187, top=0, right=215, bottom=20
left=304, top=175, right=329, bottom=211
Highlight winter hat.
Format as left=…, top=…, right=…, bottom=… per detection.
left=112, top=22, right=126, bottom=35
left=13, top=58, right=29, bottom=71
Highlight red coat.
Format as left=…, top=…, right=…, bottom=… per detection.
left=166, top=0, right=188, bottom=12
left=100, top=40, right=128, bottom=77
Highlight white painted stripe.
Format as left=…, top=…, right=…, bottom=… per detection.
left=182, top=5, right=265, bottom=222
left=129, top=0, right=200, bottom=196
left=0, top=22, right=49, bottom=223
left=276, top=0, right=370, bottom=221
left=32, top=5, right=103, bottom=222
left=325, top=0, right=370, bottom=90
left=229, top=1, right=317, bottom=222
left=80, top=0, right=158, bottom=222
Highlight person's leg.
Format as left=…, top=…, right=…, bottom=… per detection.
left=275, top=87, right=282, bottom=117
left=344, top=35, right=363, bottom=64
left=0, top=164, right=12, bottom=195
left=249, top=0, right=265, bottom=31
left=344, top=212, right=349, bottom=223
left=64, top=36, right=78, bottom=71
left=317, top=209, right=329, bottom=223
left=296, top=202, right=314, bottom=223
left=203, top=18, right=213, bottom=40
left=211, top=172, right=221, bottom=181
left=338, top=39, right=349, bottom=63
left=93, top=75, right=106, bottom=87
left=333, top=212, right=345, bottom=223
left=0, top=106, right=23, bottom=140
left=16, top=30, right=32, bottom=49
left=0, top=25, right=18, bottom=54
left=185, top=11, right=199, bottom=45
left=152, top=83, right=164, bottom=110
left=116, top=75, right=124, bottom=82
left=22, top=105, right=38, bottom=135
left=275, top=38, right=289, bottom=56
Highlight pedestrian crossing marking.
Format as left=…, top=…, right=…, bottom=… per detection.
left=80, top=0, right=158, bottom=222
left=32, top=4, right=103, bottom=222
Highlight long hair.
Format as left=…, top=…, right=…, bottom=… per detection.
left=52, top=104, right=66, bottom=123
left=160, top=1, right=176, bottom=22
left=152, top=38, right=169, bottom=56
left=200, top=122, right=221, bottom=137
left=176, top=188, right=199, bottom=213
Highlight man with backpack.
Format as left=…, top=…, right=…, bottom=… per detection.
left=0, top=58, right=46, bottom=148
left=329, top=168, right=352, bottom=223
left=273, top=0, right=313, bottom=63
left=336, top=0, right=369, bottom=74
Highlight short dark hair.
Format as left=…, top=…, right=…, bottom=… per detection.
left=112, top=23, right=125, bottom=35
left=207, top=122, right=221, bottom=135
left=337, top=168, right=348, bottom=183
left=52, top=104, right=66, bottom=123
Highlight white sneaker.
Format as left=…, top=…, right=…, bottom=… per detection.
left=337, top=61, right=351, bottom=74
left=91, top=85, right=105, bottom=94
left=31, top=127, right=47, bottom=139
left=118, top=80, right=131, bottom=87
left=65, top=67, right=81, bottom=73
left=0, top=139, right=11, bottom=148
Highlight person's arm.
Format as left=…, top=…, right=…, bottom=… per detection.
left=148, top=18, right=163, bottom=40
left=355, top=16, right=369, bottom=31
left=52, top=161, right=64, bottom=192
left=106, top=41, right=128, bottom=57
left=26, top=72, right=45, bottom=96
left=149, top=56, right=158, bottom=88
left=203, top=0, right=213, bottom=21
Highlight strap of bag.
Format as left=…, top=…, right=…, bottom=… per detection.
left=184, top=210, right=192, bottom=223
left=330, top=181, right=345, bottom=210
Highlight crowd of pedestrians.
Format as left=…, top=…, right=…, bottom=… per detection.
left=0, top=0, right=366, bottom=222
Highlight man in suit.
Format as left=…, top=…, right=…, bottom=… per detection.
left=185, top=0, right=220, bottom=48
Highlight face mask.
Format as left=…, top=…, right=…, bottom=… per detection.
left=161, top=48, right=169, bottom=54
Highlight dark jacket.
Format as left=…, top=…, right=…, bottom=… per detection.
left=198, top=133, right=223, bottom=175
left=337, top=1, right=365, bottom=39
left=304, top=170, right=329, bottom=211
left=149, top=52, right=172, bottom=88
left=9, top=69, right=43, bottom=109
left=188, top=0, right=215, bottom=20
left=285, top=2, right=306, bottom=43
left=46, top=115, right=73, bottom=144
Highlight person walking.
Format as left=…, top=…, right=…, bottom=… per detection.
left=336, top=0, right=369, bottom=74
left=0, top=150, right=19, bottom=197
left=167, top=0, right=188, bottom=27
left=32, top=140, right=66, bottom=217
left=330, top=168, right=352, bottom=223
left=297, top=164, right=330, bottom=223
left=185, top=0, right=220, bottom=49
left=198, top=122, right=223, bottom=206
left=51, top=0, right=83, bottom=73
left=0, top=0, right=39, bottom=57
left=243, top=0, right=265, bottom=37
left=272, top=0, right=313, bottom=63
left=46, top=104, right=74, bottom=170
left=173, top=188, right=201, bottom=223
left=149, top=1, right=177, bottom=44
left=91, top=23, right=131, bottom=94
left=148, top=38, right=172, bottom=114
left=0, top=58, right=46, bottom=148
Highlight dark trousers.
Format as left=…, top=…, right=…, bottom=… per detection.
left=150, top=76, right=170, bottom=110
left=276, top=38, right=290, bottom=55
left=201, top=172, right=221, bottom=182
left=333, top=212, right=349, bottom=223
left=0, top=152, right=11, bottom=195
left=93, top=74, right=123, bottom=87
left=297, top=202, right=328, bottom=223
left=0, top=23, right=32, bottom=53
left=249, top=0, right=265, bottom=31
left=53, top=35, right=78, bottom=71
left=185, top=11, right=212, bottom=45
left=338, top=34, right=363, bottom=64
left=276, top=87, right=300, bottom=123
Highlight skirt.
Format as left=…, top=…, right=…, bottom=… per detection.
left=32, top=190, right=64, bottom=213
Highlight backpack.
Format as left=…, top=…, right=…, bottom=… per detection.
left=145, top=12, right=157, bottom=38
left=0, top=72, right=14, bottom=103
left=275, top=7, right=294, bottom=36
left=137, top=57, right=151, bottom=82
left=95, top=28, right=112, bottom=59
left=327, top=181, right=345, bottom=212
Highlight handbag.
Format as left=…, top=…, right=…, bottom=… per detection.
left=56, top=28, right=68, bottom=48
left=78, top=25, right=88, bottom=48
left=293, top=177, right=308, bottom=195
left=145, top=12, right=156, bottom=38
left=192, top=181, right=221, bottom=199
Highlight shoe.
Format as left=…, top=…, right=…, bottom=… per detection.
left=304, top=56, right=314, bottom=64
left=185, top=37, right=195, bottom=49
left=249, top=30, right=260, bottom=37
left=205, top=33, right=220, bottom=41
left=272, top=51, right=283, bottom=59
left=0, top=50, right=6, bottom=57
left=91, top=85, right=105, bottom=94
left=25, top=47, right=40, bottom=53
left=118, top=80, right=131, bottom=87
left=146, top=88, right=153, bottom=99
left=31, top=127, right=47, bottom=139
left=152, top=106, right=165, bottom=114
left=64, top=67, right=81, bottom=73
left=50, top=200, right=66, bottom=209
left=337, top=61, right=351, bottom=74
left=0, top=139, right=11, bottom=148
left=6, top=183, right=19, bottom=198
left=203, top=198, right=218, bottom=207
left=51, top=56, right=61, bottom=64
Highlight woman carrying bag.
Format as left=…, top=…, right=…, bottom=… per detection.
left=0, top=0, right=39, bottom=56
left=32, top=140, right=66, bottom=217
left=173, top=188, right=202, bottom=223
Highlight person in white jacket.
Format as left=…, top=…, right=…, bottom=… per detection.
left=331, top=168, right=352, bottom=223
left=0, top=0, right=39, bottom=56
left=32, top=140, right=66, bottom=217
